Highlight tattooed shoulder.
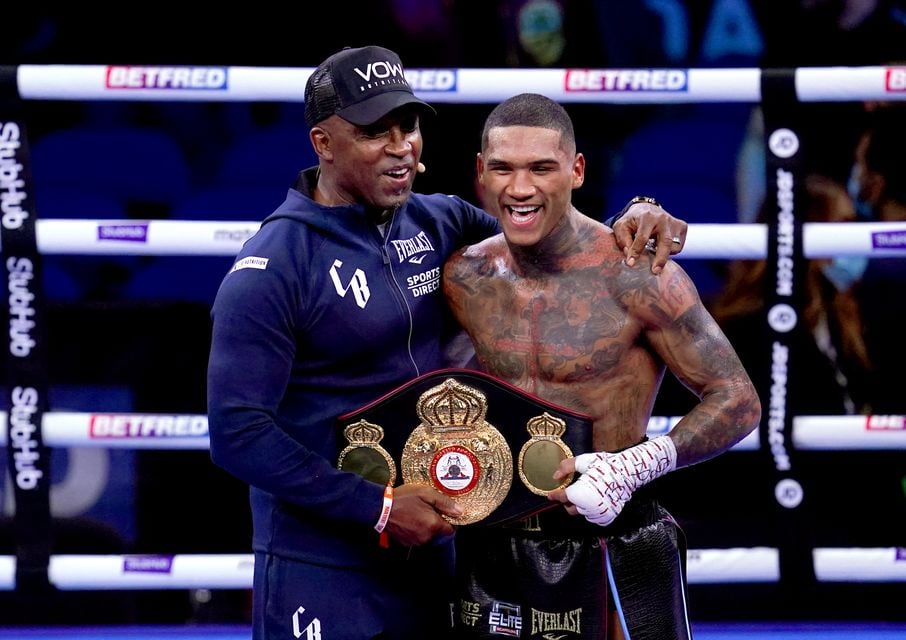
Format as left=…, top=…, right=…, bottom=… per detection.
left=615, top=259, right=700, bottom=325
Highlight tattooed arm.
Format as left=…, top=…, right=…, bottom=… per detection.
left=549, top=257, right=761, bottom=526
left=625, top=258, right=761, bottom=467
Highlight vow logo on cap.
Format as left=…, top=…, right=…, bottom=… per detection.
left=354, top=61, right=405, bottom=84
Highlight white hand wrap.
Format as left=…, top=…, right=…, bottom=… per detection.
left=573, top=452, right=608, bottom=474
left=565, top=436, right=677, bottom=527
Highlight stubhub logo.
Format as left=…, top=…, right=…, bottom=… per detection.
left=871, top=229, right=906, bottom=249
left=106, top=66, right=228, bottom=90
left=405, top=69, right=457, bottom=91
left=97, top=223, right=149, bottom=242
left=123, top=555, right=173, bottom=573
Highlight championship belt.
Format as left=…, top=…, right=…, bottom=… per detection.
left=336, top=368, right=594, bottom=527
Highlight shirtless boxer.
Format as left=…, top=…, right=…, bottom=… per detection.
left=443, top=93, right=761, bottom=639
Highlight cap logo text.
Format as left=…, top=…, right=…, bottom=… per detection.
left=354, top=61, right=405, bottom=84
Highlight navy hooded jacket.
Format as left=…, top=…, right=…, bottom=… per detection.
left=207, top=167, right=499, bottom=568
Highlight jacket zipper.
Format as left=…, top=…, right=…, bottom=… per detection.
left=379, top=219, right=420, bottom=377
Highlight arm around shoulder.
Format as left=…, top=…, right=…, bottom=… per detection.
left=610, top=196, right=688, bottom=273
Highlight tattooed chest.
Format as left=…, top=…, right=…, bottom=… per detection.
left=473, top=278, right=628, bottom=384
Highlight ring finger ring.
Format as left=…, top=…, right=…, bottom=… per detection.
left=671, top=236, right=681, bottom=244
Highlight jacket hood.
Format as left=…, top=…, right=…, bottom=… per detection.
left=261, top=166, right=392, bottom=235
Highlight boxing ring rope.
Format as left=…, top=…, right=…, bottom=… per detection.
left=10, top=64, right=906, bottom=104
left=3, top=64, right=906, bottom=597
left=0, top=547, right=787, bottom=590
left=25, top=219, right=906, bottom=258
left=3, top=411, right=906, bottom=451
left=0, top=548, right=904, bottom=590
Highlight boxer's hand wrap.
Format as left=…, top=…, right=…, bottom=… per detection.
left=565, top=436, right=677, bottom=527
left=573, top=452, right=609, bottom=474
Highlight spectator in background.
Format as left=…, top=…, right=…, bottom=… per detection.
left=712, top=174, right=873, bottom=416
left=501, top=0, right=569, bottom=66
left=849, top=106, right=906, bottom=413
left=495, top=0, right=607, bottom=68
left=738, top=1, right=906, bottom=221
left=847, top=107, right=906, bottom=225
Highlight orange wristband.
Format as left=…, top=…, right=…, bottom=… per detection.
left=374, top=484, right=393, bottom=547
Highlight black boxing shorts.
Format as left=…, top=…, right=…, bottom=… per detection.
left=452, top=488, right=693, bottom=640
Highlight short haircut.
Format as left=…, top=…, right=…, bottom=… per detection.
left=481, top=93, right=576, bottom=153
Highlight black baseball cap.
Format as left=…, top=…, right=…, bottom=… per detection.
left=304, top=45, right=435, bottom=128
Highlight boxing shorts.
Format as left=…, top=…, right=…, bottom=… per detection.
left=453, top=486, right=693, bottom=639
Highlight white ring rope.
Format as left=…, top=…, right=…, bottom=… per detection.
left=1, top=411, right=903, bottom=451
left=32, top=220, right=261, bottom=256
left=0, top=554, right=254, bottom=591
left=10, top=65, right=906, bottom=104
left=0, top=546, right=901, bottom=590
left=813, top=548, right=906, bottom=583
left=18, top=220, right=906, bottom=259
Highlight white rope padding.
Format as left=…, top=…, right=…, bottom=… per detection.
left=1, top=554, right=254, bottom=591
left=12, top=65, right=906, bottom=104
left=794, top=415, right=906, bottom=450
left=686, top=547, right=779, bottom=584
left=0, top=412, right=210, bottom=449
left=1, top=547, right=900, bottom=589
left=33, top=220, right=260, bottom=256
left=0, top=548, right=777, bottom=590
left=3, top=412, right=902, bottom=450
left=814, top=548, right=906, bottom=582
left=18, top=220, right=906, bottom=259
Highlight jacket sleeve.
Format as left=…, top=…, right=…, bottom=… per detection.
left=461, top=199, right=501, bottom=243
left=206, top=260, right=383, bottom=529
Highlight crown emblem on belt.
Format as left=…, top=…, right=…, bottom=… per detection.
left=526, top=413, right=568, bottom=438
left=416, top=378, right=487, bottom=430
left=343, top=420, right=385, bottom=444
